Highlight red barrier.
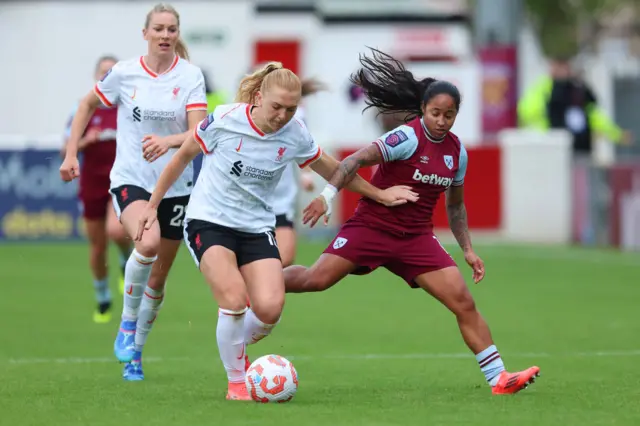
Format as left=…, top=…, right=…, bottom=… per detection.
left=334, top=146, right=502, bottom=230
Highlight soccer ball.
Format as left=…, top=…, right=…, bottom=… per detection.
left=245, top=354, right=299, bottom=403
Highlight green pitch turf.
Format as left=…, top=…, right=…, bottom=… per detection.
left=0, top=240, right=639, bottom=425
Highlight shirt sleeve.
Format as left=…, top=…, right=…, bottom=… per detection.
left=93, top=63, right=121, bottom=108
left=452, top=144, right=468, bottom=186
left=63, top=103, right=79, bottom=140
left=372, top=125, right=419, bottom=162
left=186, top=69, right=208, bottom=112
left=295, top=131, right=322, bottom=168
left=193, top=110, right=220, bottom=154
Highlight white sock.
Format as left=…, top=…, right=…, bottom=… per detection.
left=134, top=287, right=164, bottom=352
left=476, top=344, right=506, bottom=386
left=122, top=249, right=156, bottom=322
left=244, top=308, right=278, bottom=345
left=217, top=307, right=248, bottom=383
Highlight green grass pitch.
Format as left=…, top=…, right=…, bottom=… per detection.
left=1, top=240, right=639, bottom=425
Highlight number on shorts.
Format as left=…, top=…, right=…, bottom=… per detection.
left=170, top=204, right=185, bottom=227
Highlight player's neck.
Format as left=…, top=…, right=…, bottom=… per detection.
left=249, top=106, right=273, bottom=134
left=143, top=54, right=177, bottom=75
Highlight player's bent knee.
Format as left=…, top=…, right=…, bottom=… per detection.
left=304, top=271, right=334, bottom=292
left=449, top=288, right=477, bottom=317
left=251, top=298, right=284, bottom=324
left=134, top=235, right=160, bottom=258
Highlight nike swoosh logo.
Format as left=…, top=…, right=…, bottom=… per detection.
left=126, top=286, right=133, bottom=295
left=235, top=137, right=243, bottom=152
left=236, top=345, right=245, bottom=360
left=131, top=88, right=136, bottom=100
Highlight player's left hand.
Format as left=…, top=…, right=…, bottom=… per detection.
left=303, top=196, right=329, bottom=228
left=378, top=185, right=419, bottom=206
left=142, top=135, right=171, bottom=162
left=464, top=250, right=485, bottom=283
left=301, top=172, right=315, bottom=192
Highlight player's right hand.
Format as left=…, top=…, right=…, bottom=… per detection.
left=378, top=185, right=419, bottom=206
left=303, top=196, right=329, bottom=228
left=135, top=207, right=158, bottom=241
left=59, top=156, right=80, bottom=182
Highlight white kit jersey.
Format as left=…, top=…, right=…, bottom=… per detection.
left=94, top=55, right=207, bottom=198
left=189, top=103, right=322, bottom=233
left=271, top=107, right=306, bottom=220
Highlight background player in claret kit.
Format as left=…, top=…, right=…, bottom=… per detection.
left=285, top=49, right=541, bottom=395
left=61, top=55, right=132, bottom=324
left=135, top=62, right=417, bottom=401
left=59, top=3, right=208, bottom=381
left=271, top=77, right=326, bottom=266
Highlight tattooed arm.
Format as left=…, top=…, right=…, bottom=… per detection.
left=309, top=145, right=384, bottom=198
left=445, top=185, right=472, bottom=252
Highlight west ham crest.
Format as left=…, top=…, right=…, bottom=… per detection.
left=443, top=155, right=454, bottom=170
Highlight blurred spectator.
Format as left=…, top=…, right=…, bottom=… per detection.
left=518, top=56, right=631, bottom=157
left=201, top=69, right=227, bottom=113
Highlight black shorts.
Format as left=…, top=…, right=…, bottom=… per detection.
left=184, top=219, right=281, bottom=268
left=110, top=185, right=189, bottom=240
left=275, top=214, right=294, bottom=229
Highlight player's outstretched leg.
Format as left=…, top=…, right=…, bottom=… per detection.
left=414, top=267, right=540, bottom=395
left=283, top=253, right=356, bottom=293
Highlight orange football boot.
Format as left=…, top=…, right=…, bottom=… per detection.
left=226, top=382, right=252, bottom=401
left=492, top=366, right=541, bottom=395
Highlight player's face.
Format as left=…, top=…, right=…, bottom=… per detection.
left=256, top=86, right=300, bottom=133
left=143, top=12, right=180, bottom=56
left=421, top=94, right=458, bottom=139
left=94, top=60, right=116, bottom=82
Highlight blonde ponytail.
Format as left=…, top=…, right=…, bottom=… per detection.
left=235, top=62, right=283, bottom=104
left=175, top=37, right=189, bottom=61
left=235, top=62, right=301, bottom=104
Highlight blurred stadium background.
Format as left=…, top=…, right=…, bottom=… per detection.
left=2, top=1, right=640, bottom=425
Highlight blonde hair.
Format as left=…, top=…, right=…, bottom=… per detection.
left=235, top=62, right=301, bottom=104
left=145, top=3, right=190, bottom=61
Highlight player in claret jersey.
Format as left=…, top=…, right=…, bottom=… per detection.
left=59, top=3, right=208, bottom=381
left=62, top=55, right=132, bottom=324
left=285, top=48, right=541, bottom=395
left=135, top=61, right=417, bottom=401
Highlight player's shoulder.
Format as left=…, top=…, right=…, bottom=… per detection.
left=111, top=57, right=139, bottom=74
left=380, top=123, right=419, bottom=147
left=284, top=114, right=313, bottom=143
left=176, top=58, right=204, bottom=79
left=213, top=103, right=246, bottom=121
left=446, top=131, right=463, bottom=150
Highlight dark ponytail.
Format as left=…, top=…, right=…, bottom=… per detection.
left=350, top=48, right=461, bottom=121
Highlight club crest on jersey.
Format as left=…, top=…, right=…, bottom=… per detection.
left=333, top=237, right=348, bottom=249
left=172, top=87, right=180, bottom=99
left=100, top=68, right=113, bottom=82
left=200, top=113, right=214, bottom=131
left=275, top=146, right=287, bottom=162
left=443, top=155, right=454, bottom=170
left=384, top=130, right=408, bottom=148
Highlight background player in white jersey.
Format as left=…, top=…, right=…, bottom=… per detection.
left=271, top=78, right=325, bottom=266
left=135, top=62, right=418, bottom=400
left=59, top=3, right=207, bottom=381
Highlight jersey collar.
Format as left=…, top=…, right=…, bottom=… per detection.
left=140, top=55, right=179, bottom=78
left=420, top=118, right=446, bottom=144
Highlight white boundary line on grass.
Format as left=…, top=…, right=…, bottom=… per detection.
left=6, top=350, right=640, bottom=365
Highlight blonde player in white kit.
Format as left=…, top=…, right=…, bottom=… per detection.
left=135, top=62, right=418, bottom=400
left=59, top=3, right=207, bottom=381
